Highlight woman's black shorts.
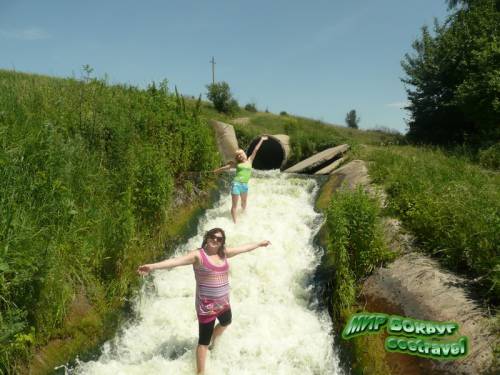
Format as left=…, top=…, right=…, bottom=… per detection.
left=198, top=309, right=232, bottom=346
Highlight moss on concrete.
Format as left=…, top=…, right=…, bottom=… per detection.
left=314, top=174, right=344, bottom=211
left=350, top=331, right=392, bottom=375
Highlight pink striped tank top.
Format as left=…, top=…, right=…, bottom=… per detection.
left=193, top=248, right=230, bottom=323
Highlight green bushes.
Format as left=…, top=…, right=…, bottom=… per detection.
left=206, top=82, right=239, bottom=114
left=366, top=146, right=500, bottom=304
left=345, top=109, right=360, bottom=129
left=324, top=187, right=392, bottom=321
left=479, top=143, right=500, bottom=170
left=0, top=69, right=219, bottom=372
left=133, top=146, right=173, bottom=223
left=244, top=103, right=257, bottom=112
left=402, top=0, right=500, bottom=147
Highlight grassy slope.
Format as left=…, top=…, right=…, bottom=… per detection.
left=354, top=145, right=500, bottom=305
left=222, top=111, right=498, bottom=305
left=1, top=68, right=497, bottom=373
left=0, top=69, right=220, bottom=374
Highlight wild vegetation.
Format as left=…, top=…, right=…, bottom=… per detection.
left=312, top=182, right=395, bottom=375
left=238, top=110, right=499, bottom=312
left=345, top=109, right=360, bottom=129
left=0, top=69, right=219, bottom=373
left=479, top=143, right=500, bottom=170
left=244, top=103, right=257, bottom=112
left=357, top=145, right=500, bottom=305
left=2, top=1, right=499, bottom=366
left=402, top=0, right=500, bottom=147
left=205, top=81, right=239, bottom=115
left=321, top=187, right=394, bottom=322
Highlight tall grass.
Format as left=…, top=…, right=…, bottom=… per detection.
left=364, top=146, right=500, bottom=304
left=0, top=69, right=219, bottom=373
left=322, top=187, right=393, bottom=321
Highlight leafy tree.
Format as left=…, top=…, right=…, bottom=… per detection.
left=447, top=0, right=472, bottom=8
left=446, top=0, right=500, bottom=8
left=228, top=98, right=240, bottom=114
left=402, top=0, right=500, bottom=147
left=244, top=103, right=257, bottom=112
left=206, top=81, right=238, bottom=114
left=345, top=110, right=360, bottom=129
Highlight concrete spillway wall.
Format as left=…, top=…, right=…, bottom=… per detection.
left=209, top=120, right=239, bottom=164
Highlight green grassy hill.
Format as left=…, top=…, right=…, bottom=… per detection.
left=0, top=69, right=497, bottom=374
left=225, top=108, right=499, bottom=307
left=198, top=107, right=405, bottom=167
left=0, top=69, right=220, bottom=374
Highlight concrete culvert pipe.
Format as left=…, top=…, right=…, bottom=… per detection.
left=246, top=134, right=290, bottom=170
left=209, top=120, right=239, bottom=164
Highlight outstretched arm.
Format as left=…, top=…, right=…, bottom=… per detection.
left=225, top=240, right=271, bottom=258
left=213, top=161, right=234, bottom=173
left=137, top=250, right=199, bottom=275
left=249, top=136, right=268, bottom=162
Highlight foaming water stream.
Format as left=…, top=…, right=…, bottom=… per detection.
left=73, top=171, right=344, bottom=375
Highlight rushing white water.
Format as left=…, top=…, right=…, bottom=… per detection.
left=74, top=171, right=344, bottom=375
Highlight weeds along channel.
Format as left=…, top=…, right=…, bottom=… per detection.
left=359, top=145, right=500, bottom=306
left=0, top=70, right=221, bottom=374
left=1, top=68, right=498, bottom=374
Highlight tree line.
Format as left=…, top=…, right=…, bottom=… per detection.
left=402, top=0, right=500, bottom=148
left=207, top=0, right=499, bottom=152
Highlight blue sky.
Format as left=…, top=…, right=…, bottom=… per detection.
left=0, top=0, right=450, bottom=132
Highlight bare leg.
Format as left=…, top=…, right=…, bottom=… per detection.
left=209, top=323, right=229, bottom=350
left=231, top=194, right=239, bottom=223
left=240, top=192, right=248, bottom=212
left=196, top=345, right=208, bottom=374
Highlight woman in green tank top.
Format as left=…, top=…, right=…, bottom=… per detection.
left=213, top=136, right=268, bottom=223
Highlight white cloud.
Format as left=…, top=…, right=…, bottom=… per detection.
left=0, top=27, right=51, bottom=41
left=386, top=101, right=410, bottom=108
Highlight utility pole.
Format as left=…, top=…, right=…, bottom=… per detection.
left=210, top=56, right=216, bottom=84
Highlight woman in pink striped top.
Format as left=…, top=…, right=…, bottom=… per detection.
left=137, top=227, right=270, bottom=374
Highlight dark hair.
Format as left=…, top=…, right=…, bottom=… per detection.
left=201, top=228, right=226, bottom=258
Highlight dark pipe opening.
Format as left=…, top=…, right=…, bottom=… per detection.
left=247, top=138, right=284, bottom=170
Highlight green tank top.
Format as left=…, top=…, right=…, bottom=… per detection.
left=234, top=162, right=252, bottom=183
